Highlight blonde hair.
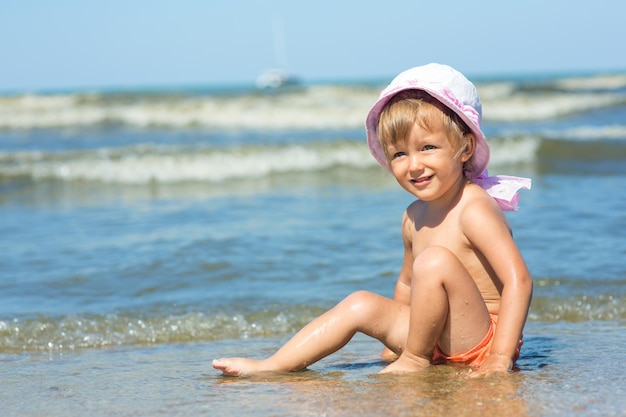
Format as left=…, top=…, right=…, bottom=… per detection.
left=377, top=90, right=476, bottom=175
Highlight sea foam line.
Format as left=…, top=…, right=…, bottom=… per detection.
left=0, top=136, right=546, bottom=184
left=1, top=292, right=624, bottom=352
left=0, top=142, right=377, bottom=184
left=1, top=81, right=625, bottom=130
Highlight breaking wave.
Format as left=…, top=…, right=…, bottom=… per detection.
left=2, top=71, right=626, bottom=131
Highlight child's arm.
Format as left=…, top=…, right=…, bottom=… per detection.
left=393, top=211, right=415, bottom=305
left=381, top=211, right=414, bottom=360
left=462, top=199, right=533, bottom=376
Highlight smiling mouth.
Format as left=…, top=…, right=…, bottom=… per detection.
left=410, top=175, right=433, bottom=185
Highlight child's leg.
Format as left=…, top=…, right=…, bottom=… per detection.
left=213, top=290, right=410, bottom=376
left=381, top=246, right=491, bottom=373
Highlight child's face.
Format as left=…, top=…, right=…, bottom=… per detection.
left=385, top=117, right=471, bottom=203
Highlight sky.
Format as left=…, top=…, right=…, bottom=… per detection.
left=2, top=0, right=625, bottom=92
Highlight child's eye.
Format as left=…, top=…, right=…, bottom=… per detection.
left=422, top=145, right=437, bottom=151
left=392, top=151, right=407, bottom=159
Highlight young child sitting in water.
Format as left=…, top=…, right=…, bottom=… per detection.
left=213, top=63, right=533, bottom=377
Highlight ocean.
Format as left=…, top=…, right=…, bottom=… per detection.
left=1, top=71, right=626, bottom=416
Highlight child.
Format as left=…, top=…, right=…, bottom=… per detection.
left=213, top=63, right=532, bottom=377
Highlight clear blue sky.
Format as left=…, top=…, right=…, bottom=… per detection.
left=2, top=0, right=625, bottom=92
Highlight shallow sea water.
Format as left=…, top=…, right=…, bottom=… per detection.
left=3, top=321, right=625, bottom=417
left=2, top=73, right=626, bottom=416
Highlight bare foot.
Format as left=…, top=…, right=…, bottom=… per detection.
left=379, top=351, right=430, bottom=374
left=212, top=358, right=273, bottom=376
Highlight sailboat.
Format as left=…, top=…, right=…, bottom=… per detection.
left=256, top=68, right=299, bottom=89
left=256, top=17, right=300, bottom=89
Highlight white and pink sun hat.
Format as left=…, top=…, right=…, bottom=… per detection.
left=365, top=63, right=531, bottom=211
left=366, top=63, right=489, bottom=178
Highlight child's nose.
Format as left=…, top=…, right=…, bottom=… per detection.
left=408, top=154, right=423, bottom=172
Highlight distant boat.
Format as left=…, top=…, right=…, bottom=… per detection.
left=257, top=17, right=300, bottom=89
left=256, top=68, right=299, bottom=89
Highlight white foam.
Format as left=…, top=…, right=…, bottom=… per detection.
left=6, top=143, right=376, bottom=184
left=2, top=80, right=625, bottom=130
left=482, top=93, right=624, bottom=122
left=555, top=74, right=626, bottom=91
left=0, top=86, right=377, bottom=131
left=476, top=82, right=517, bottom=100
left=541, top=124, right=626, bottom=141
left=488, top=136, right=540, bottom=166
left=0, top=134, right=546, bottom=184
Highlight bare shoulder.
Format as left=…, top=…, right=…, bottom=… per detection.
left=403, top=199, right=424, bottom=224
left=402, top=200, right=421, bottom=239
left=459, top=184, right=511, bottom=237
left=403, top=199, right=431, bottom=230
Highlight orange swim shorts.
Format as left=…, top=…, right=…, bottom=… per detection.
left=431, top=314, right=522, bottom=367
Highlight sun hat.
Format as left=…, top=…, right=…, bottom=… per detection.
left=366, top=63, right=489, bottom=178
left=365, top=63, right=531, bottom=211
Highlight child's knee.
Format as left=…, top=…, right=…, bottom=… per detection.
left=413, top=246, right=460, bottom=277
left=342, top=290, right=377, bottom=317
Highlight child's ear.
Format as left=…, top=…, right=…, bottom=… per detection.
left=460, top=134, right=476, bottom=163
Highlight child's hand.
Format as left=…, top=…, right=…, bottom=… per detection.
left=468, top=354, right=512, bottom=378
